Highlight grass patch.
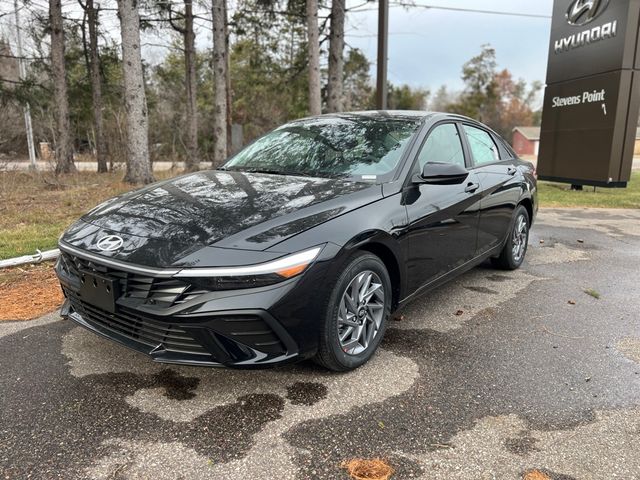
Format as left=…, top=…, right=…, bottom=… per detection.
left=538, top=171, right=640, bottom=209
left=0, top=170, right=177, bottom=260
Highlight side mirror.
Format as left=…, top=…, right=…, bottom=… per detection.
left=414, top=162, right=469, bottom=185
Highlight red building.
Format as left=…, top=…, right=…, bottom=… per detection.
left=512, top=127, right=540, bottom=157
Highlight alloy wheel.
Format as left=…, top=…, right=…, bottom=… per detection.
left=512, top=214, right=528, bottom=263
left=337, top=270, right=386, bottom=355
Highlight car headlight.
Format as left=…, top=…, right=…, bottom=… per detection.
left=173, top=246, right=323, bottom=290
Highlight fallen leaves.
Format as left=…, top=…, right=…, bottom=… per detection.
left=341, top=458, right=394, bottom=480
left=568, top=300, right=576, bottom=305
left=523, top=470, right=552, bottom=480
left=454, top=310, right=464, bottom=316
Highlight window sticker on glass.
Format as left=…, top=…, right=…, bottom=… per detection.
left=361, top=175, right=377, bottom=180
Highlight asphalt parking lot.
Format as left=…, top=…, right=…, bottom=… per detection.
left=1, top=208, right=640, bottom=480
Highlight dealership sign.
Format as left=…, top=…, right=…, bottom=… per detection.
left=566, top=0, right=609, bottom=25
left=551, top=89, right=606, bottom=108
left=538, top=0, right=640, bottom=187
left=553, top=20, right=616, bottom=53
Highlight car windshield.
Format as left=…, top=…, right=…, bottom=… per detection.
left=223, top=115, right=423, bottom=181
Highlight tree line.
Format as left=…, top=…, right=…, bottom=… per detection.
left=0, top=1, right=540, bottom=185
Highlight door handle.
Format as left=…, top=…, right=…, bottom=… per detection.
left=465, top=182, right=480, bottom=193
left=507, top=166, right=518, bottom=176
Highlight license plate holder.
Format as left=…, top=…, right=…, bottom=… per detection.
left=78, top=270, right=118, bottom=313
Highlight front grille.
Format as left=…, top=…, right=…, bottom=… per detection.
left=59, top=252, right=208, bottom=306
left=65, top=289, right=209, bottom=356
left=58, top=250, right=293, bottom=363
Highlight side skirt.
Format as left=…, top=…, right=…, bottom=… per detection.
left=396, top=243, right=503, bottom=310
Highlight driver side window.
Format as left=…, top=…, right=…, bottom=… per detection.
left=417, top=123, right=465, bottom=171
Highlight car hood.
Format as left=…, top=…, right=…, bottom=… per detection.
left=61, top=170, right=381, bottom=268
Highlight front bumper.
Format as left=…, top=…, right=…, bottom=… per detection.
left=55, top=249, right=320, bottom=368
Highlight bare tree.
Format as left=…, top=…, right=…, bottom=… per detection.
left=212, top=0, right=228, bottom=166
left=167, top=0, right=199, bottom=171
left=117, top=0, right=154, bottom=184
left=183, top=0, right=199, bottom=170
left=306, top=0, right=321, bottom=116
left=80, top=0, right=108, bottom=173
left=326, top=0, right=344, bottom=113
left=49, top=0, right=76, bottom=173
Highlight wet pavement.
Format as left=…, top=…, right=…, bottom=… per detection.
left=1, top=208, right=639, bottom=480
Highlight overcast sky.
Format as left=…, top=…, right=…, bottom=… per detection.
left=345, top=0, right=554, bottom=96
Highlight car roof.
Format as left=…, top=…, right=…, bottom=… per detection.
left=315, top=110, right=432, bottom=120
left=295, top=110, right=479, bottom=124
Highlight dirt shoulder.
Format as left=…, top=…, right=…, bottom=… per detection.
left=0, top=262, right=63, bottom=321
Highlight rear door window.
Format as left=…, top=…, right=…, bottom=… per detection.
left=463, top=125, right=500, bottom=166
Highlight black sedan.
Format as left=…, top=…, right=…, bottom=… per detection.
left=55, top=111, right=537, bottom=371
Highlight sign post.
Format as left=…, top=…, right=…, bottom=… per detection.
left=538, top=0, right=640, bottom=187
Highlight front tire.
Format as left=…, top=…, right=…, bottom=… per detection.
left=314, top=252, right=392, bottom=372
left=491, top=205, right=530, bottom=270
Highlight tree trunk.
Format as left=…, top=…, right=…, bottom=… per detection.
left=225, top=0, right=232, bottom=154
left=49, top=0, right=75, bottom=174
left=86, top=0, right=108, bottom=173
left=212, top=0, right=228, bottom=167
left=117, top=0, right=154, bottom=185
left=306, top=0, right=321, bottom=115
left=326, top=0, right=345, bottom=113
left=183, top=0, right=199, bottom=171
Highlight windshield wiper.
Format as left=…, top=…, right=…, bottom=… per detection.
left=237, top=168, right=316, bottom=178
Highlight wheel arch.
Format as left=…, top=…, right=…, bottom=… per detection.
left=340, top=230, right=405, bottom=312
left=518, top=196, right=534, bottom=226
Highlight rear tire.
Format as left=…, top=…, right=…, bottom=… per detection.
left=314, top=252, right=391, bottom=372
left=491, top=205, right=530, bottom=270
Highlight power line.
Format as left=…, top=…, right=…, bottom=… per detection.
left=350, top=3, right=551, bottom=20
left=408, top=4, right=551, bottom=19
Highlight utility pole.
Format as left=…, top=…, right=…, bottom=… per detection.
left=376, top=0, right=389, bottom=110
left=14, top=0, right=37, bottom=170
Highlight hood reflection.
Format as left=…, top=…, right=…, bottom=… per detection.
left=75, top=170, right=379, bottom=260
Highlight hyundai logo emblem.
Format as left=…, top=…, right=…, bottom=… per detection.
left=566, top=0, right=609, bottom=26
left=96, top=235, right=124, bottom=252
